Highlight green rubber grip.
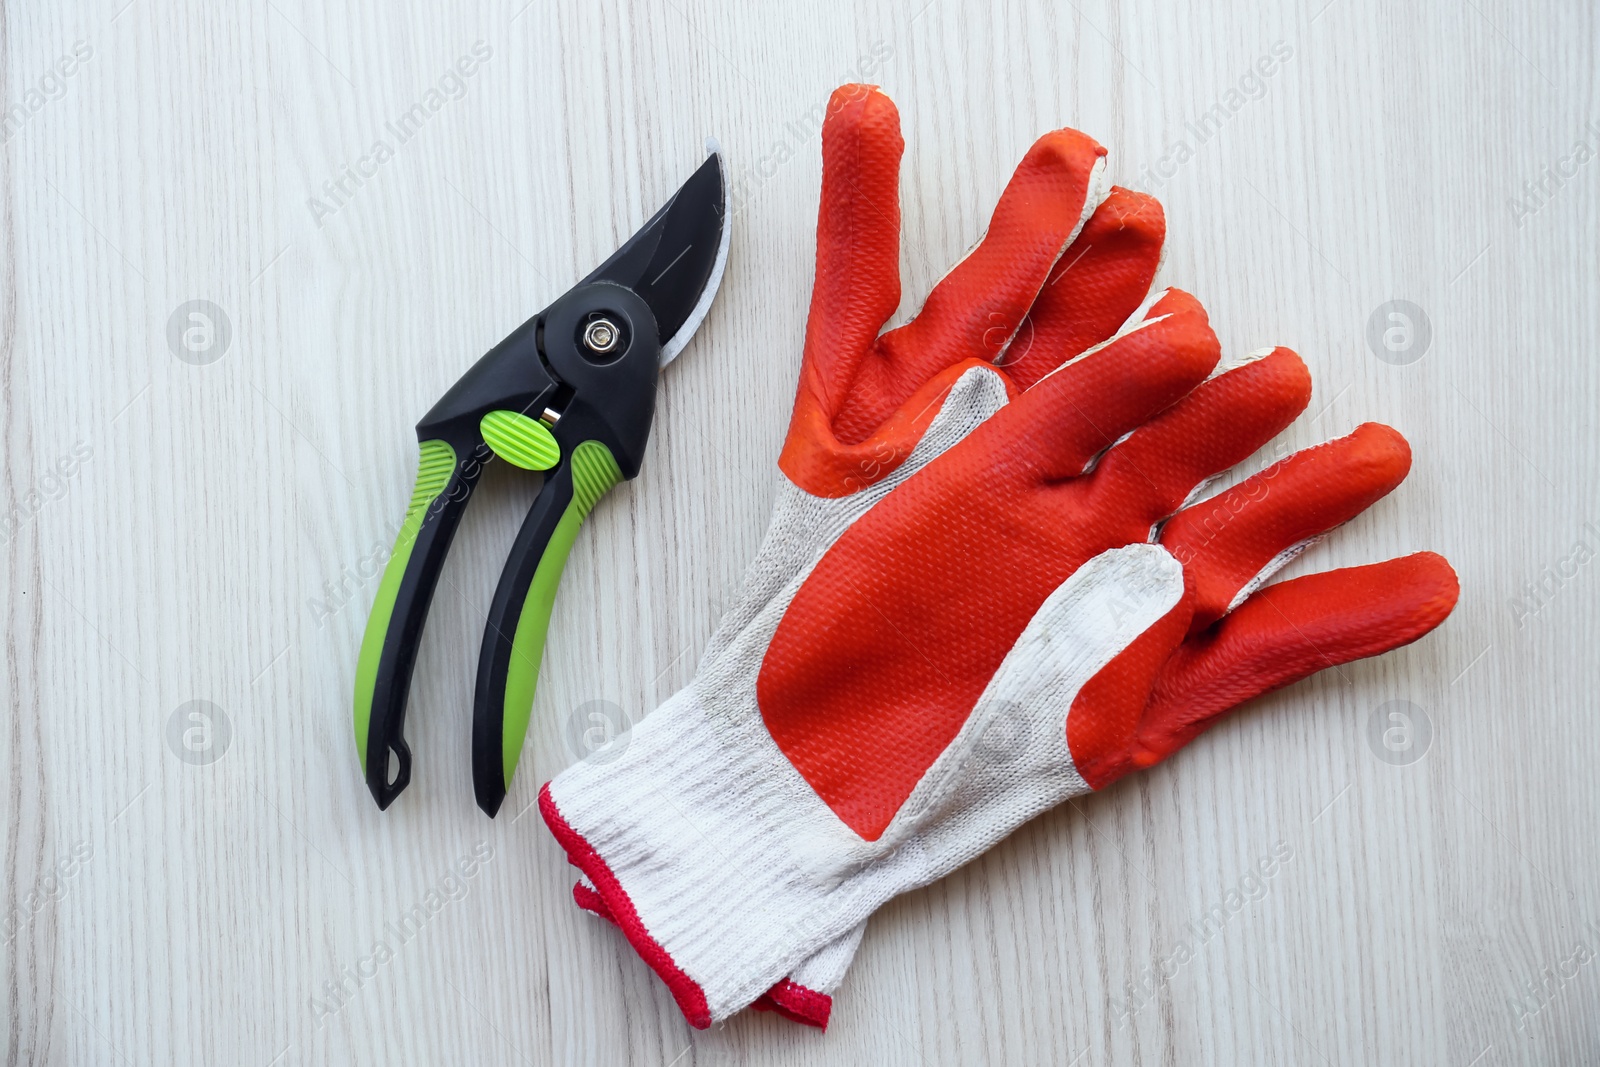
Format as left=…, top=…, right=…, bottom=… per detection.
left=502, top=441, right=622, bottom=780
left=472, top=440, right=622, bottom=814
left=353, top=439, right=458, bottom=782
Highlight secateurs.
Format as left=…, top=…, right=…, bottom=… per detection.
left=353, top=146, right=728, bottom=816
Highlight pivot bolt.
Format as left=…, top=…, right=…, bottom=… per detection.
left=582, top=317, right=621, bottom=355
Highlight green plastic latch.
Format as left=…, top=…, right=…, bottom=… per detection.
left=480, top=410, right=560, bottom=471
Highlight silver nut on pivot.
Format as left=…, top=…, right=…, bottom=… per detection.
left=582, top=317, right=621, bottom=355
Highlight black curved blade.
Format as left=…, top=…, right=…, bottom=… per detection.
left=580, top=147, right=727, bottom=365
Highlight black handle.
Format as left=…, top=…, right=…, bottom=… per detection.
left=471, top=439, right=623, bottom=816
left=353, top=439, right=486, bottom=809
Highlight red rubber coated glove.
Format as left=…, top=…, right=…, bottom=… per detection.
left=554, top=81, right=1170, bottom=1028
left=542, top=88, right=1458, bottom=1032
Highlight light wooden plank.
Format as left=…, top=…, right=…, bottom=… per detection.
left=1, top=0, right=1594, bottom=1062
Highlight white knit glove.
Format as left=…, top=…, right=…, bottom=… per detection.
left=543, top=289, right=1459, bottom=1028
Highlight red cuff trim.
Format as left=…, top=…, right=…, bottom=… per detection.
left=572, top=878, right=828, bottom=1030
left=751, top=978, right=833, bottom=1030
left=539, top=783, right=712, bottom=1029
left=572, top=881, right=614, bottom=922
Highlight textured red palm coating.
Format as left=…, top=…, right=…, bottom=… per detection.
left=756, top=297, right=1271, bottom=840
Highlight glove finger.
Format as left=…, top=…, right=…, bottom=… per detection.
left=1162, top=423, right=1413, bottom=632
left=1068, top=597, right=1193, bottom=791
left=1134, top=553, right=1460, bottom=767
left=828, top=126, right=1109, bottom=444
left=996, top=289, right=1219, bottom=483
left=1002, top=187, right=1166, bottom=391
left=800, top=85, right=906, bottom=410
left=1092, top=347, right=1311, bottom=528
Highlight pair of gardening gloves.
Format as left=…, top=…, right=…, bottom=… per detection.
left=539, top=85, right=1459, bottom=1030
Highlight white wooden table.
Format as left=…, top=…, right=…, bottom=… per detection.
left=3, top=0, right=1594, bottom=1063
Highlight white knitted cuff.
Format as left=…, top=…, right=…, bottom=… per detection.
left=566, top=874, right=861, bottom=1030
left=541, top=685, right=883, bottom=1026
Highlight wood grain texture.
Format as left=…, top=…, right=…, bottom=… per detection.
left=0, top=0, right=1594, bottom=1062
